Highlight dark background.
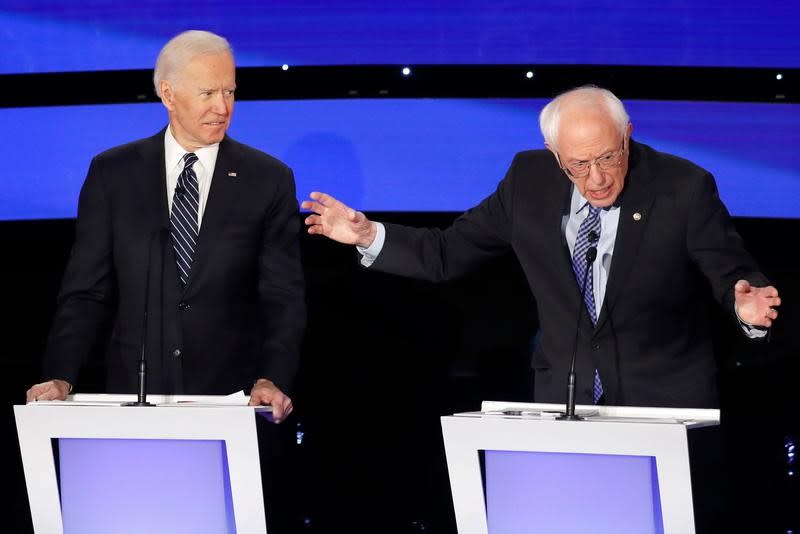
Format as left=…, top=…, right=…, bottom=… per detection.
left=2, top=210, right=799, bottom=532
left=2, top=34, right=800, bottom=531
left=3, top=3, right=800, bottom=530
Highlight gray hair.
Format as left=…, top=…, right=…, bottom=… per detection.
left=153, top=30, right=233, bottom=97
left=539, top=86, right=630, bottom=149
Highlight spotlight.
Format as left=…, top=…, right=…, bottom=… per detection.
left=526, top=71, right=534, bottom=79
left=776, top=73, right=783, bottom=80
left=402, top=67, right=411, bottom=76
left=281, top=64, right=289, bottom=71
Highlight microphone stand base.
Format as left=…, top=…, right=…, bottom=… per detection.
left=555, top=413, right=585, bottom=421
left=122, top=401, right=156, bottom=407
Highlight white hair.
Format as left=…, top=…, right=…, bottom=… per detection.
left=153, top=30, right=233, bottom=97
left=539, top=86, right=630, bottom=149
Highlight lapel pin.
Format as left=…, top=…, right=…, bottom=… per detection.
left=228, top=172, right=237, bottom=177
left=633, top=212, right=642, bottom=221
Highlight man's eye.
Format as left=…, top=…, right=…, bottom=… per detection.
left=571, top=162, right=588, bottom=171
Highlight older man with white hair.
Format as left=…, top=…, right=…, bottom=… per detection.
left=302, top=86, right=780, bottom=408
left=28, top=30, right=305, bottom=420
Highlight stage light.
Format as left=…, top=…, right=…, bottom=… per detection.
left=776, top=73, right=783, bottom=80
left=282, top=64, right=289, bottom=71
left=402, top=67, right=412, bottom=76
left=526, top=71, right=534, bottom=79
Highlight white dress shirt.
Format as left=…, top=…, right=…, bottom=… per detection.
left=164, top=127, right=220, bottom=228
left=564, top=188, right=620, bottom=315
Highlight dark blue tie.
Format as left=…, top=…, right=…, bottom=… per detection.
left=170, top=153, right=199, bottom=286
left=572, top=204, right=604, bottom=404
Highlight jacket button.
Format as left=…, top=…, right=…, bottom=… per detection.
left=592, top=343, right=600, bottom=351
left=178, top=301, right=190, bottom=311
left=172, top=349, right=182, bottom=358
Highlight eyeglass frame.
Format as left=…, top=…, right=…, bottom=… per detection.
left=555, top=137, right=628, bottom=180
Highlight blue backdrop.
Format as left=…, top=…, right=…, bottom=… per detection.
left=2, top=1, right=798, bottom=73
left=2, top=99, right=797, bottom=220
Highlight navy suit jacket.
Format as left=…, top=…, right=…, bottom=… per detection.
left=372, top=140, right=767, bottom=408
left=44, top=128, right=306, bottom=395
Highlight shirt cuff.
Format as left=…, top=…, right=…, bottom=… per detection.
left=357, top=222, right=386, bottom=267
left=735, top=304, right=768, bottom=339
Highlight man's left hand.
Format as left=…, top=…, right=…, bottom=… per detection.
left=735, top=279, right=781, bottom=328
left=249, top=378, right=293, bottom=423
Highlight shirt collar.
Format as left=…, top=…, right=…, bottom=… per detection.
left=571, top=187, right=621, bottom=215
left=164, top=126, right=220, bottom=174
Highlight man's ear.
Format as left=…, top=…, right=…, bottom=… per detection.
left=545, top=143, right=560, bottom=165
left=160, top=81, right=174, bottom=111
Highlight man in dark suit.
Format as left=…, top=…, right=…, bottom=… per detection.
left=26, top=30, right=305, bottom=421
left=301, top=86, right=780, bottom=408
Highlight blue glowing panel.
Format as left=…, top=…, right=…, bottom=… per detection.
left=0, top=1, right=798, bottom=73
left=0, top=99, right=797, bottom=220
left=57, top=438, right=235, bottom=534
left=484, top=450, right=664, bottom=533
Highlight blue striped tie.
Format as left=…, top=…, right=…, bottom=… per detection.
left=170, top=153, right=199, bottom=286
left=572, top=204, right=604, bottom=404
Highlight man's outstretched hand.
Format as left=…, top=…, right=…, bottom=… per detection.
left=734, top=279, right=781, bottom=328
left=301, top=192, right=376, bottom=248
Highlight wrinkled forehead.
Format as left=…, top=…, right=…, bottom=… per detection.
left=556, top=108, right=622, bottom=157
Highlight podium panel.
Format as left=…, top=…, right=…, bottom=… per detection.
left=57, top=438, right=235, bottom=533
left=484, top=449, right=662, bottom=533
left=15, top=394, right=269, bottom=534
left=442, top=402, right=720, bottom=534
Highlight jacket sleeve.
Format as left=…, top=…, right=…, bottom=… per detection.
left=43, top=156, right=118, bottom=385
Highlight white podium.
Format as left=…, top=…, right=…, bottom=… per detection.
left=441, top=401, right=721, bottom=534
left=15, top=393, right=270, bottom=534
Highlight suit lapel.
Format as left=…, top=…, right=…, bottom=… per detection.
left=137, top=129, right=170, bottom=231
left=183, top=137, right=241, bottom=293
left=596, top=142, right=654, bottom=329
left=556, top=180, right=580, bottom=297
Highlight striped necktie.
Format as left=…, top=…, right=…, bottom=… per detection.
left=571, top=204, right=604, bottom=404
left=170, top=153, right=199, bottom=286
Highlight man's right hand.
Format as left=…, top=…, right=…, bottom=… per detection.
left=301, top=192, right=377, bottom=248
left=26, top=379, right=71, bottom=402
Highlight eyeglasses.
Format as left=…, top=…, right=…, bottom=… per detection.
left=557, top=139, right=627, bottom=179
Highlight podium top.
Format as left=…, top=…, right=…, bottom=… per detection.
left=24, top=392, right=272, bottom=412
left=470, top=401, right=719, bottom=427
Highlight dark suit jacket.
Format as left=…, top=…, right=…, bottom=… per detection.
left=372, top=140, right=767, bottom=408
left=44, top=128, right=306, bottom=395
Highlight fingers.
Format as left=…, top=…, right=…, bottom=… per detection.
left=763, top=285, right=780, bottom=300
left=26, top=381, right=69, bottom=402
left=734, top=279, right=751, bottom=293
left=271, top=395, right=293, bottom=423
left=25, top=385, right=43, bottom=403
left=309, top=191, right=336, bottom=206
left=300, top=200, right=327, bottom=214
left=249, top=379, right=293, bottom=424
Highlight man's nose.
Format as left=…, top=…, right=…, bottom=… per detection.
left=211, top=93, right=230, bottom=115
left=587, top=161, right=605, bottom=184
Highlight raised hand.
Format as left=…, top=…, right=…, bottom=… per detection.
left=301, top=192, right=377, bottom=248
left=734, top=279, right=781, bottom=328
